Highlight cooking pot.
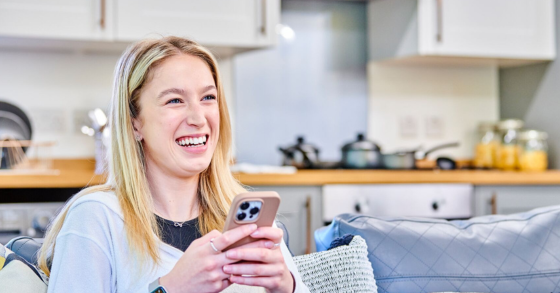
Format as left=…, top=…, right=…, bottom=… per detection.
left=278, top=136, right=320, bottom=169
left=383, top=142, right=459, bottom=170
left=341, top=133, right=383, bottom=169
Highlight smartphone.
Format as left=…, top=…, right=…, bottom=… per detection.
left=222, top=191, right=281, bottom=251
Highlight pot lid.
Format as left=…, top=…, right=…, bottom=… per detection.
left=281, top=136, right=319, bottom=154
left=342, top=133, right=381, bottom=152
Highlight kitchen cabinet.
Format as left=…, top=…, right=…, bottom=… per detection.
left=0, top=0, right=114, bottom=40
left=474, top=185, right=560, bottom=216
left=368, top=0, right=556, bottom=67
left=249, top=186, right=323, bottom=256
left=0, top=0, right=279, bottom=52
left=117, top=0, right=279, bottom=48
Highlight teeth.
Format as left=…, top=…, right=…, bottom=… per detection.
left=177, top=136, right=208, bottom=147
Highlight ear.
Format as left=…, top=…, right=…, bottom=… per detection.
left=132, top=117, right=143, bottom=141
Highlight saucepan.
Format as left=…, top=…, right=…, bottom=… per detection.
left=382, top=142, right=459, bottom=170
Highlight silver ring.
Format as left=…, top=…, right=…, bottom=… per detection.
left=210, top=238, right=220, bottom=253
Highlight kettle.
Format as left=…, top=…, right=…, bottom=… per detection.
left=278, top=136, right=320, bottom=169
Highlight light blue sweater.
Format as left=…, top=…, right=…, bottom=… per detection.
left=47, top=191, right=309, bottom=293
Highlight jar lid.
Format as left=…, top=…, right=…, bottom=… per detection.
left=341, top=133, right=381, bottom=152
left=519, top=130, right=548, bottom=141
left=478, top=121, right=497, bottom=132
left=497, top=119, right=524, bottom=131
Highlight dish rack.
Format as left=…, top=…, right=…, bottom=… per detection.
left=0, top=140, right=58, bottom=175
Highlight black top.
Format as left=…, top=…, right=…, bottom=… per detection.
left=156, top=214, right=202, bottom=252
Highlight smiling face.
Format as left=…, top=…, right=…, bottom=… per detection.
left=132, top=53, right=220, bottom=178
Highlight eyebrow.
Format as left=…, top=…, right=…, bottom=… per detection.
left=156, top=85, right=217, bottom=99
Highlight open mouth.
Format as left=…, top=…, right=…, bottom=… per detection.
left=175, top=135, right=209, bottom=148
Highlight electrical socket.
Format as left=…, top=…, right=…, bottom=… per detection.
left=425, top=116, right=444, bottom=137
left=399, top=115, right=418, bottom=138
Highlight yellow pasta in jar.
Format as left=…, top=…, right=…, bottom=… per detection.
left=520, top=150, right=548, bottom=172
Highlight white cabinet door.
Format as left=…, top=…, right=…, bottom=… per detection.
left=116, top=0, right=279, bottom=47
left=418, top=0, right=555, bottom=60
left=0, top=0, right=112, bottom=40
left=474, top=185, right=560, bottom=216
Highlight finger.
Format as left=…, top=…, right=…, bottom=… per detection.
left=220, top=279, right=232, bottom=291
left=223, top=263, right=284, bottom=277
left=226, top=247, right=283, bottom=263
left=234, top=239, right=277, bottom=250
left=229, top=275, right=284, bottom=290
left=213, top=224, right=258, bottom=251
left=194, top=229, right=222, bottom=247
left=249, top=227, right=283, bottom=243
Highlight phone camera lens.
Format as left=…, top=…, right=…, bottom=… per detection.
left=240, top=202, right=250, bottom=210
left=250, top=207, right=260, bottom=215
left=237, top=212, right=246, bottom=221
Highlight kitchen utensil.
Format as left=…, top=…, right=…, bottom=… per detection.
left=383, top=142, right=459, bottom=170
left=82, top=108, right=109, bottom=174
left=0, top=101, right=33, bottom=169
left=341, top=133, right=383, bottom=169
left=278, top=136, right=320, bottom=169
left=436, top=157, right=457, bottom=170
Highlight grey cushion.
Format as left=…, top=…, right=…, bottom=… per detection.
left=315, top=206, right=560, bottom=293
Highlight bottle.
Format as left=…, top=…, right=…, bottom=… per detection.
left=496, top=119, right=524, bottom=170
left=519, top=130, right=548, bottom=172
left=474, top=122, right=498, bottom=169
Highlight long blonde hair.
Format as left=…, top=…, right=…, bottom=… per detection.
left=38, top=36, right=246, bottom=275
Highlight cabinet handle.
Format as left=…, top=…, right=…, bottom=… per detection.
left=100, top=0, right=106, bottom=30
left=305, top=196, right=311, bottom=254
left=490, top=192, right=497, bottom=215
left=260, top=0, right=267, bottom=36
left=436, top=0, right=443, bottom=42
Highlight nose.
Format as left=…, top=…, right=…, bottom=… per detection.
left=185, top=103, right=206, bottom=128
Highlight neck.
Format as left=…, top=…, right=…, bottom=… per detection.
left=145, top=162, right=200, bottom=222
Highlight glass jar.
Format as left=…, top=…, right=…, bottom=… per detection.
left=474, top=122, right=499, bottom=169
left=519, top=130, right=548, bottom=172
left=496, top=119, right=524, bottom=170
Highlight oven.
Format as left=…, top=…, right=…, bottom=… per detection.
left=322, top=184, right=473, bottom=224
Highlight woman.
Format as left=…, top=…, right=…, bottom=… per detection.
left=38, top=37, right=309, bottom=293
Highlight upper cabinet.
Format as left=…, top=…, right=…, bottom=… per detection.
left=0, top=0, right=279, bottom=53
left=0, top=0, right=113, bottom=40
left=116, top=0, right=278, bottom=48
left=368, top=0, right=556, bottom=67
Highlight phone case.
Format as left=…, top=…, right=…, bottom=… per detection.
left=222, top=191, right=281, bottom=251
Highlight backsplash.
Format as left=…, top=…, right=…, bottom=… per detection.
left=367, top=63, right=499, bottom=159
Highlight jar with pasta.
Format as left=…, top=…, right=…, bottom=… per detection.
left=496, top=119, right=524, bottom=170
left=519, top=130, right=548, bottom=172
left=474, top=122, right=498, bottom=169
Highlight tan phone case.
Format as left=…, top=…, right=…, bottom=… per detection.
left=222, top=191, right=281, bottom=251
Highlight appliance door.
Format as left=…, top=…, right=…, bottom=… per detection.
left=0, top=202, right=64, bottom=244
left=322, top=184, right=473, bottom=223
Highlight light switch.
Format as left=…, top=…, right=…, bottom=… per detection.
left=399, top=115, right=418, bottom=138
left=425, top=116, right=444, bottom=137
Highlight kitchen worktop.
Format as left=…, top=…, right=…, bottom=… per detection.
left=2, top=159, right=560, bottom=188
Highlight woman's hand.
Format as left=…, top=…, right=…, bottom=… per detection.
left=223, top=227, right=294, bottom=293
left=159, top=224, right=258, bottom=293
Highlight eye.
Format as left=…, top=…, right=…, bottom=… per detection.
left=202, top=95, right=216, bottom=101
left=166, top=98, right=182, bottom=104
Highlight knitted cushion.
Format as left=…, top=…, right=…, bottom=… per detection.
left=293, top=235, right=377, bottom=293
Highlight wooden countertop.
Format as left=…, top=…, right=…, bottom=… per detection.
left=2, top=159, right=560, bottom=188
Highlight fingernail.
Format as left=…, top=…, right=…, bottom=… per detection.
left=223, top=265, right=231, bottom=273
left=249, top=224, right=258, bottom=231
left=265, top=241, right=274, bottom=248
left=226, top=250, right=237, bottom=258
left=250, top=230, right=260, bottom=237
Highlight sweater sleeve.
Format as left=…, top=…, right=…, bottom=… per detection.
left=274, top=222, right=310, bottom=293
left=47, top=233, right=112, bottom=293
left=47, top=201, right=115, bottom=293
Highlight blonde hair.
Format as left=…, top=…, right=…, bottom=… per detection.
left=38, top=36, right=246, bottom=275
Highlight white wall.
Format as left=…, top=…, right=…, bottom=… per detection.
left=0, top=49, right=233, bottom=158
left=367, top=63, right=499, bottom=159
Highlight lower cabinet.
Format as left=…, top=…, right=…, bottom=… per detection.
left=474, top=185, right=560, bottom=216
left=248, top=186, right=323, bottom=256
